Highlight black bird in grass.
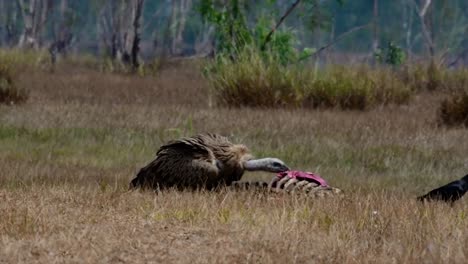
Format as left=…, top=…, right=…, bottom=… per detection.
left=417, top=174, right=468, bottom=203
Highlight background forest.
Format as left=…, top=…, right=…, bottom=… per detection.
left=0, top=0, right=467, bottom=66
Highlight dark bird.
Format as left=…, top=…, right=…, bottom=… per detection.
left=130, top=133, right=289, bottom=191
left=417, top=174, right=468, bottom=203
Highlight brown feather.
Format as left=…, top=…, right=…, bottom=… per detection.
left=130, top=133, right=253, bottom=190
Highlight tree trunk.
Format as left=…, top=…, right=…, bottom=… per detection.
left=176, top=0, right=191, bottom=55
left=169, top=0, right=192, bottom=56
left=17, top=0, right=36, bottom=48
left=97, top=0, right=145, bottom=68
left=0, top=0, right=4, bottom=45
left=50, top=0, right=73, bottom=64
left=194, top=24, right=214, bottom=56
left=58, top=0, right=69, bottom=43
left=17, top=0, right=50, bottom=49
left=404, top=0, right=413, bottom=57
left=130, top=0, right=144, bottom=69
left=372, top=0, right=379, bottom=53
left=413, top=0, right=434, bottom=58
left=169, top=0, right=178, bottom=55
left=37, top=0, right=49, bottom=47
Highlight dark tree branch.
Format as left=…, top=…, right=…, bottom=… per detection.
left=309, top=23, right=371, bottom=59
left=261, top=0, right=301, bottom=50
left=448, top=47, right=468, bottom=68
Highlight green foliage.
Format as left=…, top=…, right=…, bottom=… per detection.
left=254, top=17, right=300, bottom=65
left=375, top=42, right=406, bottom=66
left=199, top=0, right=252, bottom=56
left=386, top=42, right=406, bottom=66
left=438, top=91, right=468, bottom=127
left=199, top=0, right=333, bottom=65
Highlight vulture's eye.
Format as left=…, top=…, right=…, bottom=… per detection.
left=273, top=162, right=281, bottom=167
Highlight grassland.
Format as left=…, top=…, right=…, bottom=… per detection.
left=1, top=60, right=468, bottom=263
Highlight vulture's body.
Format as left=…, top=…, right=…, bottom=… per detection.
left=131, top=133, right=289, bottom=190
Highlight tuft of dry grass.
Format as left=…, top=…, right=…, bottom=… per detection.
left=400, top=63, right=468, bottom=92
left=206, top=50, right=411, bottom=110
left=1, top=58, right=468, bottom=263
left=303, top=65, right=411, bottom=110
left=207, top=50, right=468, bottom=111
left=0, top=48, right=49, bottom=70
left=438, top=91, right=468, bottom=127
left=0, top=64, right=28, bottom=105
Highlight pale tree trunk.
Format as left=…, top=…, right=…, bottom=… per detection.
left=120, top=0, right=144, bottom=68
left=446, top=4, right=468, bottom=67
left=50, top=0, right=73, bottom=64
left=413, top=0, right=439, bottom=90
left=97, top=0, right=118, bottom=58
left=37, top=0, right=48, bottom=40
left=0, top=0, right=4, bottom=45
left=403, top=0, right=413, bottom=58
left=145, top=4, right=164, bottom=54
left=96, top=6, right=107, bottom=57
left=57, top=0, right=69, bottom=43
left=413, top=0, right=434, bottom=58
left=372, top=0, right=379, bottom=53
left=17, top=0, right=51, bottom=49
left=169, top=0, right=178, bottom=54
left=17, top=0, right=36, bottom=48
left=194, top=24, right=214, bottom=56
left=98, top=0, right=144, bottom=68
left=170, top=0, right=192, bottom=56
left=177, top=0, right=191, bottom=54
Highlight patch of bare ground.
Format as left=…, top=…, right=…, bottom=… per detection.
left=1, top=63, right=468, bottom=263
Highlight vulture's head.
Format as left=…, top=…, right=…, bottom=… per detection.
left=244, top=158, right=289, bottom=173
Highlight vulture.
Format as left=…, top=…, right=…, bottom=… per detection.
left=417, top=174, right=468, bottom=204
left=130, top=133, right=289, bottom=190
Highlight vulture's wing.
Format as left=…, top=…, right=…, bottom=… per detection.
left=131, top=137, right=221, bottom=190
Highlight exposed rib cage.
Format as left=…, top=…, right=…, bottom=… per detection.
left=230, top=177, right=343, bottom=198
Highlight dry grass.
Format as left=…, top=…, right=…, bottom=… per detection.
left=438, top=91, right=468, bottom=128
left=1, top=60, right=468, bottom=263
left=207, top=51, right=411, bottom=110
left=0, top=64, right=28, bottom=105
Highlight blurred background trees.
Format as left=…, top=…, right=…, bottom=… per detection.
left=0, top=0, right=466, bottom=66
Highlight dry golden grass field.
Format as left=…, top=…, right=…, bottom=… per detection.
left=1, top=61, right=468, bottom=263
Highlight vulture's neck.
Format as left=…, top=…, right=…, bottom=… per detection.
left=243, top=159, right=270, bottom=171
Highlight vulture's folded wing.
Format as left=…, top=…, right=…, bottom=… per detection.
left=131, top=137, right=221, bottom=190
